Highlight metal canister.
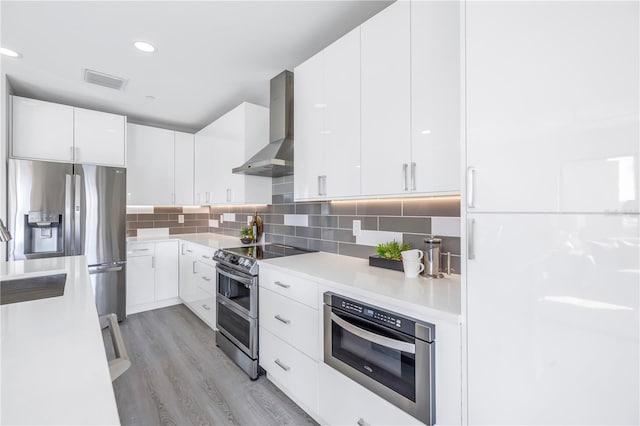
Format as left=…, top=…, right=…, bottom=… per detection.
left=423, top=235, right=442, bottom=278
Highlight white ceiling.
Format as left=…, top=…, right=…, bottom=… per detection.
left=1, top=1, right=392, bottom=133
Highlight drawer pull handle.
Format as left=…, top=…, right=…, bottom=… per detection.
left=186, top=249, right=193, bottom=253
left=274, top=315, right=290, bottom=324
left=202, top=304, right=211, bottom=311
left=357, top=418, right=369, bottom=426
left=274, top=281, right=290, bottom=289
left=201, top=276, right=211, bottom=282
left=201, top=255, right=210, bottom=259
left=130, top=248, right=149, bottom=252
left=274, top=358, right=290, bottom=372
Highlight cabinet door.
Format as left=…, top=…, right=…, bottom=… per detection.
left=174, top=131, right=194, bottom=205
left=179, top=245, right=196, bottom=302
left=11, top=96, right=74, bottom=162
left=194, top=129, right=216, bottom=205
left=294, top=51, right=324, bottom=200
left=73, top=107, right=126, bottom=166
left=209, top=105, right=246, bottom=204
left=360, top=1, right=411, bottom=196
left=126, top=124, right=174, bottom=205
left=154, top=241, right=179, bottom=300
left=242, top=103, right=272, bottom=205
left=323, top=27, right=361, bottom=198
left=411, top=0, right=460, bottom=194
left=466, top=1, right=639, bottom=213
left=466, top=213, right=639, bottom=425
left=126, top=255, right=155, bottom=306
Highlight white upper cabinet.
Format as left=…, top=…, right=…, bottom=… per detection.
left=174, top=131, right=194, bottom=205
left=360, top=0, right=411, bottom=196
left=11, top=96, right=126, bottom=166
left=195, top=102, right=271, bottom=205
left=11, top=96, right=75, bottom=162
left=126, top=124, right=175, bottom=205
left=294, top=27, right=361, bottom=201
left=73, top=107, right=126, bottom=167
left=411, top=0, right=460, bottom=194
left=466, top=1, right=639, bottom=213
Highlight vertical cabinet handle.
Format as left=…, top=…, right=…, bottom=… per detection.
left=151, top=256, right=155, bottom=268
left=410, top=162, right=416, bottom=191
left=402, top=163, right=409, bottom=191
left=171, top=193, right=176, bottom=204
left=205, top=191, right=211, bottom=203
left=317, top=175, right=327, bottom=196
left=317, top=176, right=322, bottom=196
left=467, top=218, right=476, bottom=260
left=226, top=189, right=231, bottom=202
left=467, top=167, right=477, bottom=208
left=192, top=260, right=197, bottom=274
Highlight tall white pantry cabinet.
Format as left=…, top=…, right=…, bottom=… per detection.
left=463, top=2, right=639, bottom=425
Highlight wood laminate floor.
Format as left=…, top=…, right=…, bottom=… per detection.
left=103, top=304, right=317, bottom=426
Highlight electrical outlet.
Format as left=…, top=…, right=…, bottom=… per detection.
left=178, top=214, right=184, bottom=224
left=220, top=214, right=224, bottom=224
left=352, top=220, right=362, bottom=236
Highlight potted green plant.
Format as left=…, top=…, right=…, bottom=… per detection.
left=369, top=240, right=412, bottom=271
left=240, top=226, right=253, bottom=244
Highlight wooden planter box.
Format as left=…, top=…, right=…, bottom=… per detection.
left=368, top=255, right=404, bottom=272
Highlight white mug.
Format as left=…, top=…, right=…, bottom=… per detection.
left=401, top=249, right=424, bottom=262
left=402, top=259, right=425, bottom=278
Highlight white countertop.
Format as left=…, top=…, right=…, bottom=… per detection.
left=1, top=256, right=120, bottom=426
left=129, top=233, right=461, bottom=323
left=128, top=232, right=251, bottom=249
left=261, top=252, right=461, bottom=324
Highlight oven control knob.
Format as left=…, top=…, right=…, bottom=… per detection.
left=230, top=255, right=239, bottom=264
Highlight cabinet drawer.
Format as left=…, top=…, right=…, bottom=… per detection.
left=259, top=327, right=318, bottom=413
left=127, top=242, right=155, bottom=257
left=318, top=363, right=422, bottom=426
left=189, top=295, right=215, bottom=328
left=259, top=288, right=319, bottom=359
left=195, top=261, right=216, bottom=296
left=259, top=266, right=318, bottom=309
left=183, top=243, right=216, bottom=266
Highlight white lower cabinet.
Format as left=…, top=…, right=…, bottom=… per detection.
left=179, top=242, right=216, bottom=329
left=126, top=240, right=180, bottom=314
left=259, top=327, right=319, bottom=413
left=318, top=363, right=422, bottom=426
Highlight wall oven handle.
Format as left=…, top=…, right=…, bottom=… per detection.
left=216, top=264, right=254, bottom=286
left=330, top=312, right=416, bottom=354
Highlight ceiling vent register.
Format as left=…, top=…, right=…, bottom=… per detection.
left=83, top=69, right=128, bottom=91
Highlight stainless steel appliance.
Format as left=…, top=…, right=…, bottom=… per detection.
left=323, top=292, right=436, bottom=425
left=7, top=159, right=127, bottom=320
left=232, top=70, right=294, bottom=177
left=213, top=243, right=315, bottom=379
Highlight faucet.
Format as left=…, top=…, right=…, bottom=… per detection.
left=0, top=218, right=12, bottom=242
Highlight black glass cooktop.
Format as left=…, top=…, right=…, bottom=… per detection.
left=224, top=244, right=316, bottom=260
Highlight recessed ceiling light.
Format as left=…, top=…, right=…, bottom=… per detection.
left=134, top=41, right=156, bottom=53
left=0, top=47, right=21, bottom=58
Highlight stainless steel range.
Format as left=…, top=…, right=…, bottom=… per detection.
left=213, top=244, right=315, bottom=379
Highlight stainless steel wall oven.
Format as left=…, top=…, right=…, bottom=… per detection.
left=323, top=292, right=436, bottom=425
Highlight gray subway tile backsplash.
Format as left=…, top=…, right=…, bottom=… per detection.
left=379, top=216, right=431, bottom=234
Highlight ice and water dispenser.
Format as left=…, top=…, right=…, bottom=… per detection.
left=23, top=211, right=64, bottom=256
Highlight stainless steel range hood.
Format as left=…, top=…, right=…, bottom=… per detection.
left=232, top=71, right=294, bottom=177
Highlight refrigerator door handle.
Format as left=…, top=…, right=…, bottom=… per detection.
left=74, top=174, right=82, bottom=255
left=65, top=174, right=73, bottom=256
left=90, top=264, right=125, bottom=274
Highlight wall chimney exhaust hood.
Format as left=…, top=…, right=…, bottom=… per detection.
left=232, top=71, right=294, bottom=178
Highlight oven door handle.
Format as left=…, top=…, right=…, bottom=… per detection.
left=331, top=312, right=416, bottom=354
left=215, top=264, right=254, bottom=286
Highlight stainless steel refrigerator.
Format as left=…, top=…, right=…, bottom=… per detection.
left=7, top=159, right=127, bottom=320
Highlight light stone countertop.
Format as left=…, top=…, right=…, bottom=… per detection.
left=1, top=256, right=120, bottom=426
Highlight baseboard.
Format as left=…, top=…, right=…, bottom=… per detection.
left=126, top=297, right=182, bottom=315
